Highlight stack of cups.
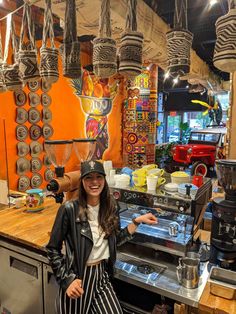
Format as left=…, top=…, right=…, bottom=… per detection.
left=103, top=160, right=113, bottom=186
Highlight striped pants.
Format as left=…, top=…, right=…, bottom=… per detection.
left=56, top=262, right=123, bottom=314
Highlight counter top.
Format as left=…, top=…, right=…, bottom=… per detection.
left=199, top=282, right=236, bottom=313
left=0, top=198, right=59, bottom=251
left=0, top=196, right=234, bottom=311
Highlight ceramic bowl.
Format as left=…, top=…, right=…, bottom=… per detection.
left=164, top=182, right=178, bottom=192
left=171, top=171, right=191, bottom=184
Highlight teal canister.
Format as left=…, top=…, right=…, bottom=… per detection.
left=25, top=188, right=44, bottom=212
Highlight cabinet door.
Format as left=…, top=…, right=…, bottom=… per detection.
left=0, top=246, right=43, bottom=314
left=43, top=264, right=59, bottom=314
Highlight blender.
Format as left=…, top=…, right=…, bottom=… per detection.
left=209, top=159, right=236, bottom=270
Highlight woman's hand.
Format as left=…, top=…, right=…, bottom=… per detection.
left=135, top=213, right=158, bottom=225
left=66, top=279, right=84, bottom=299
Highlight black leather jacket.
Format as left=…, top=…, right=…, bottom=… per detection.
left=46, top=200, right=133, bottom=291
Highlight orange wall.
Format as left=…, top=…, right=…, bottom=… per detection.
left=0, top=42, right=125, bottom=191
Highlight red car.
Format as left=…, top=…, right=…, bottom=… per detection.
left=171, top=127, right=227, bottom=176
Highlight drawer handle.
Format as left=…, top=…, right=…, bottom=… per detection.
left=10, top=256, right=38, bottom=278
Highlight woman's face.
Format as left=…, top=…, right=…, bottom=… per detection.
left=82, top=172, right=105, bottom=199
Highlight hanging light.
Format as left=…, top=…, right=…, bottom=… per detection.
left=164, top=71, right=170, bottom=79
left=173, top=77, right=179, bottom=84
left=210, top=0, right=217, bottom=6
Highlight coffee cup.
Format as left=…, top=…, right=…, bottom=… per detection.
left=147, top=168, right=164, bottom=177
left=156, top=177, right=166, bottom=187
left=192, top=175, right=203, bottom=188
left=142, top=164, right=157, bottom=171
left=146, top=176, right=158, bottom=191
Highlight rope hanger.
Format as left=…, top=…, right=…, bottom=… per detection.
left=0, top=0, right=40, bottom=22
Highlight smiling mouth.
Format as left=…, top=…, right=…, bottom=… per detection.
left=89, top=185, right=101, bottom=191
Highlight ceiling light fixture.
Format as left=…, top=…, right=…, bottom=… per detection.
left=173, top=77, right=179, bottom=84
left=164, top=71, right=170, bottom=79
left=210, top=0, right=217, bottom=6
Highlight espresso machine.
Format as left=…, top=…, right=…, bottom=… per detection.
left=210, top=159, right=236, bottom=270
left=110, top=176, right=212, bottom=258
left=108, top=177, right=212, bottom=311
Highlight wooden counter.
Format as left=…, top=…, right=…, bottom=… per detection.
left=199, top=282, right=236, bottom=314
left=0, top=198, right=60, bottom=252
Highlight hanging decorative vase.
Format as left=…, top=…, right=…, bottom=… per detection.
left=118, top=0, right=143, bottom=77
left=60, top=0, right=81, bottom=79
left=93, top=0, right=117, bottom=78
left=40, top=0, right=59, bottom=83
left=2, top=15, right=23, bottom=91
left=18, top=3, right=40, bottom=83
left=213, top=0, right=236, bottom=72
left=166, top=0, right=193, bottom=76
left=0, top=24, right=6, bottom=93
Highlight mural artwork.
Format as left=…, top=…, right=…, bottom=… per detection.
left=71, top=70, right=117, bottom=159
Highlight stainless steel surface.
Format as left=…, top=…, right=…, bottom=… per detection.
left=43, top=264, right=59, bottom=314
left=0, top=239, right=48, bottom=263
left=115, top=250, right=209, bottom=308
left=120, top=205, right=193, bottom=256
left=209, top=266, right=236, bottom=287
left=0, top=246, right=44, bottom=314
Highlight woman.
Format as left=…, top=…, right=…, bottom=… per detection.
left=47, top=160, right=158, bottom=314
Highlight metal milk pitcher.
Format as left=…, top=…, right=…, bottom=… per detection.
left=176, top=257, right=200, bottom=289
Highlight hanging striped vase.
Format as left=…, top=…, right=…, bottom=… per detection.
left=213, top=9, right=236, bottom=73
left=93, top=0, right=117, bottom=78
left=118, top=0, right=143, bottom=77
left=166, top=29, right=193, bottom=76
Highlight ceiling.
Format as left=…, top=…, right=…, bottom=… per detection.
left=144, top=0, right=230, bottom=81
left=0, top=0, right=230, bottom=86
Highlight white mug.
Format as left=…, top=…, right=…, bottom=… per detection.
left=146, top=176, right=158, bottom=191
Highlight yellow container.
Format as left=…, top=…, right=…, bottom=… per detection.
left=171, top=171, right=190, bottom=184
left=132, top=169, right=147, bottom=187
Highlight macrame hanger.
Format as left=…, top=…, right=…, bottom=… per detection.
left=99, top=0, right=111, bottom=38
left=42, top=0, right=55, bottom=48
left=174, top=0, right=188, bottom=30
left=0, top=23, right=4, bottom=64
left=19, top=3, right=36, bottom=50
left=11, top=18, right=19, bottom=63
left=64, top=0, right=77, bottom=43
left=3, top=14, right=12, bottom=64
left=125, top=0, right=137, bottom=32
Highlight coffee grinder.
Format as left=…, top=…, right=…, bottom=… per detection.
left=45, top=139, right=96, bottom=203
left=210, top=159, right=236, bottom=270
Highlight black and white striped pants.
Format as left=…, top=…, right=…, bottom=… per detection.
left=56, top=262, right=123, bottom=314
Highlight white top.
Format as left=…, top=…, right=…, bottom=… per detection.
left=87, top=204, right=110, bottom=264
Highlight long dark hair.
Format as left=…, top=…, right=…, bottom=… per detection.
left=78, top=177, right=119, bottom=237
